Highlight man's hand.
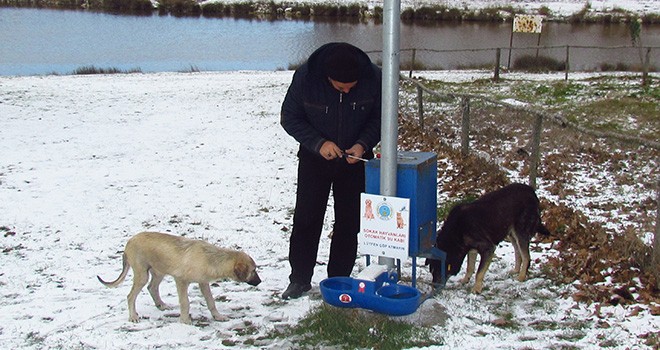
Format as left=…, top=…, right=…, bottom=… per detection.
left=344, top=144, right=365, bottom=164
left=320, top=141, right=343, bottom=160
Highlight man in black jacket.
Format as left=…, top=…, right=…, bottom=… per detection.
left=280, top=42, right=382, bottom=299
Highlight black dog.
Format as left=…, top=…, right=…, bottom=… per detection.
left=427, top=183, right=550, bottom=293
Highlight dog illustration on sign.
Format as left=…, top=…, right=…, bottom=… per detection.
left=364, top=199, right=375, bottom=219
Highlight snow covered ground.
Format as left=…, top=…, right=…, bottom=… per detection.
left=1, top=70, right=657, bottom=349
left=203, top=0, right=660, bottom=17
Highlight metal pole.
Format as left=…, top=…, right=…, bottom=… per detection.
left=379, top=0, right=400, bottom=268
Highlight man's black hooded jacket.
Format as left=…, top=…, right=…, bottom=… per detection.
left=280, top=42, right=382, bottom=159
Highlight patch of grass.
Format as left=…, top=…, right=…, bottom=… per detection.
left=506, top=80, right=585, bottom=105
left=234, top=320, right=259, bottom=336
left=538, top=6, right=552, bottom=16
left=549, top=82, right=584, bottom=101
left=25, top=331, right=46, bottom=347
left=72, top=65, right=141, bottom=75
left=557, top=330, right=587, bottom=342
left=179, top=64, right=200, bottom=73
left=571, top=98, right=659, bottom=138
left=640, top=331, right=660, bottom=348
left=221, top=339, right=238, bottom=346
left=404, top=74, right=659, bottom=142
left=492, top=310, right=521, bottom=330
left=274, top=303, right=441, bottom=349
left=286, top=60, right=306, bottom=71
left=529, top=319, right=560, bottom=331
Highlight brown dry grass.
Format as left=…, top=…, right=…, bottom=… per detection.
left=397, top=99, right=660, bottom=309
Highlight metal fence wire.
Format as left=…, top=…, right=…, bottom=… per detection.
left=367, top=45, right=658, bottom=81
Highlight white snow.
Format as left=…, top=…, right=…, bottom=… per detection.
left=1, top=70, right=657, bottom=349
left=0, top=1, right=658, bottom=347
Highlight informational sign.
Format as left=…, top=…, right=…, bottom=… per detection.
left=513, top=14, right=543, bottom=33
left=358, top=193, right=410, bottom=260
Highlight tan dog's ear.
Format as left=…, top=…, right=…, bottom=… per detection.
left=234, top=262, right=250, bottom=282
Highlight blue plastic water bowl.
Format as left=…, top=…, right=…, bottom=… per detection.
left=320, top=275, right=422, bottom=316
left=320, top=277, right=359, bottom=308
left=371, top=284, right=421, bottom=316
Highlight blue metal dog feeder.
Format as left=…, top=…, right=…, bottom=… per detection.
left=320, top=152, right=447, bottom=316
left=365, top=151, right=447, bottom=288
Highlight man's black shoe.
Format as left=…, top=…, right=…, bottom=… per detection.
left=282, top=282, right=312, bottom=299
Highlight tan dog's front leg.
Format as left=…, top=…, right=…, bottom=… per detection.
left=175, top=279, right=192, bottom=324
left=199, top=283, right=228, bottom=322
left=460, top=250, right=477, bottom=284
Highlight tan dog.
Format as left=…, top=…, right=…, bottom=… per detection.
left=97, top=231, right=261, bottom=324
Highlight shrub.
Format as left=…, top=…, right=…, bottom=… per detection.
left=72, top=66, right=141, bottom=74
left=158, top=0, right=201, bottom=17
left=513, top=54, right=565, bottom=72
left=201, top=2, right=228, bottom=18
left=103, top=0, right=153, bottom=13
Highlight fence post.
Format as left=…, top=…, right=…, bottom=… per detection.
left=643, top=47, right=650, bottom=87
left=409, top=49, right=416, bottom=78
left=494, top=48, right=501, bottom=81
left=654, top=178, right=659, bottom=276
left=564, top=46, right=570, bottom=81
left=460, top=97, right=470, bottom=157
left=528, top=114, right=543, bottom=189
left=416, top=85, right=424, bottom=129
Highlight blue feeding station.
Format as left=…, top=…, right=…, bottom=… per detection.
left=319, top=151, right=447, bottom=316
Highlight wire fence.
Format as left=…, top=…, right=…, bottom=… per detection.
left=397, top=75, right=659, bottom=267
left=367, top=45, right=658, bottom=83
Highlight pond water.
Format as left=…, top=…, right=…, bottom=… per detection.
left=1, top=7, right=658, bottom=76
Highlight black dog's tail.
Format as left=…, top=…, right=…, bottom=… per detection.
left=536, top=218, right=551, bottom=238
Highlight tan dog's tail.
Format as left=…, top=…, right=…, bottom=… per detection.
left=97, top=252, right=130, bottom=287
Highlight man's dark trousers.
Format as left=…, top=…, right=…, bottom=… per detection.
left=288, top=151, right=365, bottom=285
